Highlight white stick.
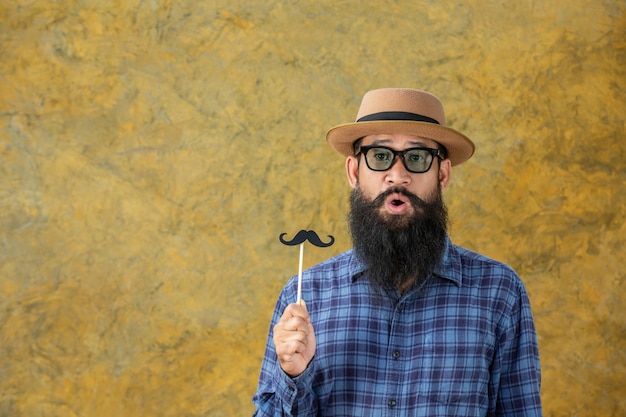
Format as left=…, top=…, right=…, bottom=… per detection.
left=296, top=242, right=304, bottom=304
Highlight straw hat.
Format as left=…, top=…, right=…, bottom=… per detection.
left=326, top=88, right=475, bottom=166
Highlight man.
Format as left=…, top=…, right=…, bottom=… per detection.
left=252, top=88, right=542, bottom=416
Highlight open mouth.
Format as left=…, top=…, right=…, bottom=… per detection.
left=384, top=193, right=411, bottom=214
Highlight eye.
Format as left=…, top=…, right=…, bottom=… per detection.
left=407, top=152, right=425, bottom=162
left=373, top=149, right=392, bottom=161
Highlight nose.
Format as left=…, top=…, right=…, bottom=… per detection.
left=384, top=156, right=412, bottom=186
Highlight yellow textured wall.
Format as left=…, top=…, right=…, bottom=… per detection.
left=1, top=1, right=624, bottom=416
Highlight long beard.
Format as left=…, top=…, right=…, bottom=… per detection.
left=348, top=185, right=448, bottom=294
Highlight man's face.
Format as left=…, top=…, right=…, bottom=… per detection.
left=345, top=133, right=452, bottom=292
left=345, top=133, right=451, bottom=208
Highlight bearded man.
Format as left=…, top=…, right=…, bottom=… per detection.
left=253, top=88, right=542, bottom=416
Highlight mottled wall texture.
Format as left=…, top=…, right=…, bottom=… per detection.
left=1, top=1, right=624, bottom=416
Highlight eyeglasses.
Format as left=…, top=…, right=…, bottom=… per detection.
left=356, top=145, right=443, bottom=174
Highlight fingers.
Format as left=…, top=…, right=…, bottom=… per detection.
left=274, top=303, right=311, bottom=342
left=274, top=323, right=309, bottom=357
left=286, top=300, right=310, bottom=319
left=273, top=301, right=316, bottom=377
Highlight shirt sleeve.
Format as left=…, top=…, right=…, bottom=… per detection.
left=491, top=277, right=543, bottom=416
left=252, top=290, right=319, bottom=417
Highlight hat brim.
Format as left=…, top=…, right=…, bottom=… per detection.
left=326, top=121, right=475, bottom=167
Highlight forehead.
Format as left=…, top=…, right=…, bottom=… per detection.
left=360, top=133, right=440, bottom=149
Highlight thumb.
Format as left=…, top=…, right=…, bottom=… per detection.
left=298, top=299, right=311, bottom=318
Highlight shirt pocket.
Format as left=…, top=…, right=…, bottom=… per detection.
left=420, top=329, right=494, bottom=405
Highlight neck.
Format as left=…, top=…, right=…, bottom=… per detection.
left=397, top=277, right=414, bottom=295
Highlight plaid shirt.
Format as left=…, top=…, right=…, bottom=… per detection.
left=253, top=238, right=542, bottom=416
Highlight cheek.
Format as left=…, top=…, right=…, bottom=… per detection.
left=412, top=179, right=440, bottom=199
left=355, top=178, right=382, bottom=201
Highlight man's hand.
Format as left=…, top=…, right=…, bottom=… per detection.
left=273, top=301, right=316, bottom=377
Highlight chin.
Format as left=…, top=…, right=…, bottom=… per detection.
left=380, top=207, right=417, bottom=218
left=379, top=213, right=413, bottom=230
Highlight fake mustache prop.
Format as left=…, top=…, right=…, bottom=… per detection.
left=279, top=230, right=335, bottom=247
left=280, top=229, right=335, bottom=304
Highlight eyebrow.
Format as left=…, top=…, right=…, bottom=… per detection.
left=367, top=138, right=432, bottom=147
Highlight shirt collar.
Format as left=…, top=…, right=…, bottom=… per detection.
left=349, top=236, right=462, bottom=287
left=433, top=237, right=462, bottom=287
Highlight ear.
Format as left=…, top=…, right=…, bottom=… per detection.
left=438, top=159, right=452, bottom=191
left=345, top=156, right=359, bottom=189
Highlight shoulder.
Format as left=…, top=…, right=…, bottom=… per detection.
left=452, top=244, right=516, bottom=274
left=302, top=249, right=361, bottom=286
left=455, top=244, right=517, bottom=275
left=279, top=250, right=359, bottom=297
left=447, top=243, right=528, bottom=298
left=445, top=244, right=536, bottom=333
left=307, top=249, right=358, bottom=273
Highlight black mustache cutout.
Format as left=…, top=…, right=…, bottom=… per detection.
left=279, top=230, right=335, bottom=247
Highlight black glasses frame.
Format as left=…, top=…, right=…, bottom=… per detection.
left=356, top=145, right=444, bottom=174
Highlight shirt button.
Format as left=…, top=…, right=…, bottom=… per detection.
left=388, top=399, right=397, bottom=408
left=392, top=350, right=400, bottom=359
left=397, top=303, right=404, bottom=311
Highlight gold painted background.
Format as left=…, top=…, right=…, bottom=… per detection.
left=1, top=1, right=624, bottom=416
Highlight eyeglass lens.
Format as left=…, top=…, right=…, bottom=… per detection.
left=363, top=147, right=435, bottom=173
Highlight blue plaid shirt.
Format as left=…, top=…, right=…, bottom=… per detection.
left=253, top=238, right=542, bottom=416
